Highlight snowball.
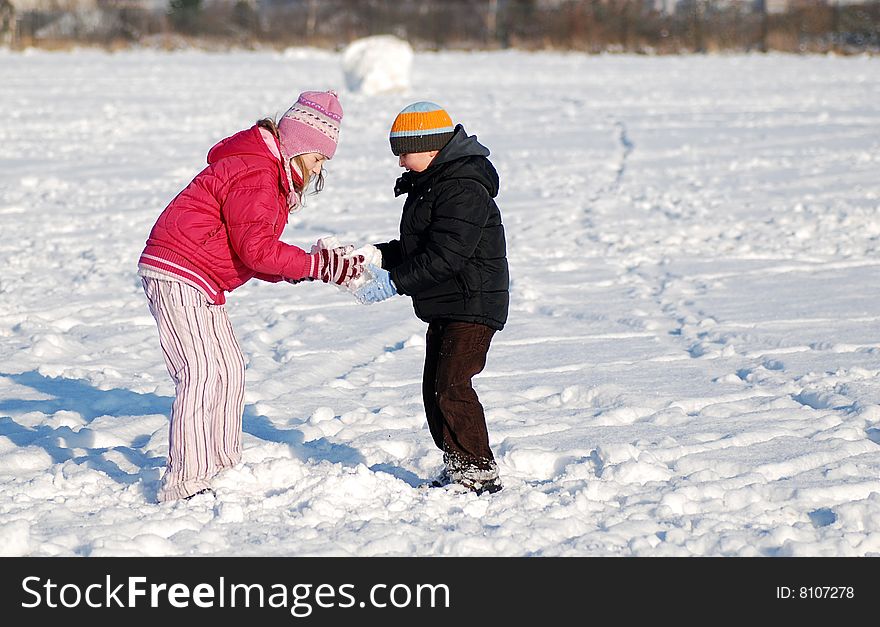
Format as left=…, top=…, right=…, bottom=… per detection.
left=342, top=36, right=413, bottom=95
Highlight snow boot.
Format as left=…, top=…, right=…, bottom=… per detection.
left=183, top=488, right=215, bottom=501
left=432, top=452, right=503, bottom=495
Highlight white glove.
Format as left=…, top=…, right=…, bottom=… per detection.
left=353, top=244, right=383, bottom=267
left=310, top=236, right=354, bottom=257
left=344, top=244, right=383, bottom=291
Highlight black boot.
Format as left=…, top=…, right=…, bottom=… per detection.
left=445, top=451, right=503, bottom=495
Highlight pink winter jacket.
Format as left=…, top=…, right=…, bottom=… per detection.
left=139, top=125, right=315, bottom=304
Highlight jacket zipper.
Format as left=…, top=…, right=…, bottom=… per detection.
left=456, top=274, right=471, bottom=301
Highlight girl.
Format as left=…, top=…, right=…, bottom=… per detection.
left=355, top=101, right=509, bottom=495
left=138, top=90, right=363, bottom=502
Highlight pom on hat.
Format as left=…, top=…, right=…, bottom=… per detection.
left=389, top=101, right=454, bottom=156
left=278, top=90, right=343, bottom=160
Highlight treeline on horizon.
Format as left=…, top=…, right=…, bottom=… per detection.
left=3, top=0, right=879, bottom=54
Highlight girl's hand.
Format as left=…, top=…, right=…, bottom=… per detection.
left=314, top=248, right=364, bottom=285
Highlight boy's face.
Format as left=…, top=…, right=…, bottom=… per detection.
left=399, top=151, right=439, bottom=173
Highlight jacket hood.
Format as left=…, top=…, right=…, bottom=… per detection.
left=207, top=125, right=279, bottom=166
left=395, top=125, right=499, bottom=198
left=432, top=125, right=489, bottom=166
left=207, top=125, right=289, bottom=195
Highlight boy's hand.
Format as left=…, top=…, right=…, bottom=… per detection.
left=354, top=265, right=397, bottom=304
left=314, top=248, right=364, bottom=285
left=353, top=243, right=383, bottom=267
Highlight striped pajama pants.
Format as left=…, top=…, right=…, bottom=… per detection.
left=141, top=277, right=245, bottom=502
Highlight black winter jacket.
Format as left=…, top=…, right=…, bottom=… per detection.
left=376, top=125, right=509, bottom=331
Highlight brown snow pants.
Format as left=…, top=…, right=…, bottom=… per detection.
left=422, top=320, right=496, bottom=468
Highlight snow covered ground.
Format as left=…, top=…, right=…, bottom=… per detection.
left=0, top=48, right=879, bottom=557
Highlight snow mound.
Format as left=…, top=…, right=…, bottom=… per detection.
left=342, top=36, right=413, bottom=95
left=0, top=519, right=31, bottom=556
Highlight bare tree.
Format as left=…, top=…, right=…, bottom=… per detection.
left=306, top=0, right=317, bottom=39
left=8, top=0, right=880, bottom=54
left=0, top=0, right=15, bottom=47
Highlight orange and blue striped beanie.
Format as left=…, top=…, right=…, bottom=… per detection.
left=389, top=102, right=455, bottom=156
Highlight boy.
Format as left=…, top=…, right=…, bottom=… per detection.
left=356, top=102, right=509, bottom=495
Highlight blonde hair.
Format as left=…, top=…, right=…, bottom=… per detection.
left=257, top=117, right=326, bottom=203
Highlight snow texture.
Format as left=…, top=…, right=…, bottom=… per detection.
left=1, top=48, right=879, bottom=556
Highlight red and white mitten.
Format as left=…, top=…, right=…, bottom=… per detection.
left=311, top=247, right=364, bottom=285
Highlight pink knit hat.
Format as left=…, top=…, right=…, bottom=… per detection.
left=278, top=90, right=343, bottom=160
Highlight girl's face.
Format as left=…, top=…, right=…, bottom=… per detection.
left=299, top=152, right=327, bottom=177
left=399, top=151, right=439, bottom=172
